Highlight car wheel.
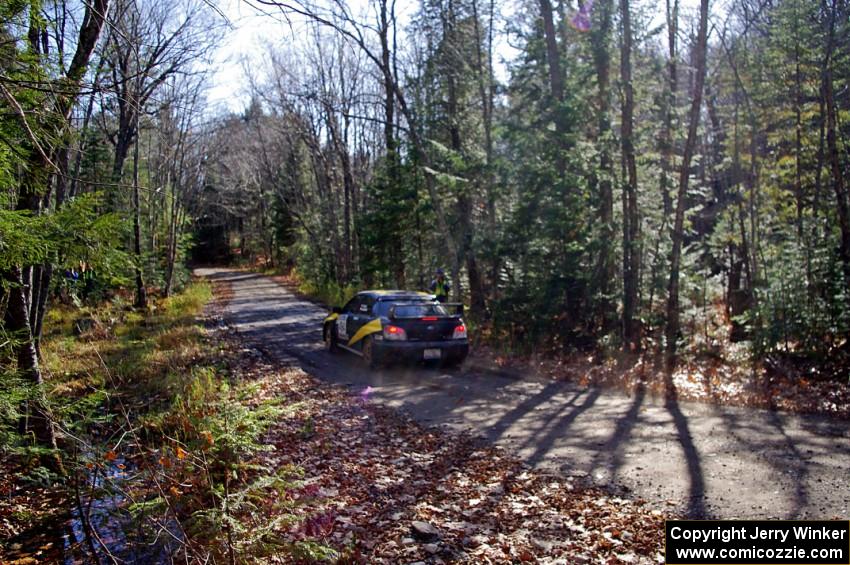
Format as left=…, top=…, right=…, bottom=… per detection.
left=324, top=323, right=339, bottom=353
left=362, top=337, right=380, bottom=369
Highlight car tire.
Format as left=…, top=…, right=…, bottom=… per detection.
left=324, top=323, right=339, bottom=353
left=362, top=337, right=380, bottom=369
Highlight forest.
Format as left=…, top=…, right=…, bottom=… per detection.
left=4, top=0, right=850, bottom=383
left=1, top=0, right=849, bottom=561
left=202, top=0, right=850, bottom=369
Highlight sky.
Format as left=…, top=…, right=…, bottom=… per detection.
left=205, top=0, right=712, bottom=115
left=205, top=0, right=523, bottom=114
left=206, top=0, right=421, bottom=113
left=206, top=0, right=285, bottom=113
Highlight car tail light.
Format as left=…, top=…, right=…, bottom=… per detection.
left=453, top=324, right=467, bottom=339
left=421, top=316, right=438, bottom=321
left=383, top=324, right=407, bottom=341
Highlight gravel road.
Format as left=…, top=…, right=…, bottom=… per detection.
left=197, top=268, right=850, bottom=520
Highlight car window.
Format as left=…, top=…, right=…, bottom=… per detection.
left=391, top=303, right=449, bottom=318
left=372, top=301, right=393, bottom=318
left=373, top=300, right=418, bottom=318
left=342, top=297, right=360, bottom=313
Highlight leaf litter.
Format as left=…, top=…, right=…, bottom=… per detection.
left=234, top=344, right=668, bottom=563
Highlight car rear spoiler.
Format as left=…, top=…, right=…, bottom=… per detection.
left=388, top=302, right=464, bottom=319
left=443, top=302, right=464, bottom=317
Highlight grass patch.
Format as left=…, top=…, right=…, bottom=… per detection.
left=161, top=282, right=213, bottom=322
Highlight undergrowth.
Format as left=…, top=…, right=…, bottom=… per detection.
left=1, top=281, right=333, bottom=563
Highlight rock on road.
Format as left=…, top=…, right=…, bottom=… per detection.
left=198, top=268, right=850, bottom=520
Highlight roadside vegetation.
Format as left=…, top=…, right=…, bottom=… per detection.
left=1, top=282, right=334, bottom=562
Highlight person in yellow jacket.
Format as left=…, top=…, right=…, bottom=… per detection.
left=429, top=268, right=451, bottom=303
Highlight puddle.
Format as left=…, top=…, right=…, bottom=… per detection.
left=62, top=455, right=184, bottom=563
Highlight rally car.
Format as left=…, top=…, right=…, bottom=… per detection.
left=322, top=290, right=469, bottom=368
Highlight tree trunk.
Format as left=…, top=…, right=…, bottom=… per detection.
left=661, top=0, right=678, bottom=217
left=664, top=0, right=710, bottom=370
left=538, top=0, right=566, bottom=178
left=538, top=0, right=564, bottom=105
left=793, top=13, right=804, bottom=241
left=70, top=48, right=108, bottom=199
left=341, top=136, right=353, bottom=284
left=590, top=0, right=615, bottom=333
left=620, top=0, right=640, bottom=352
left=443, top=2, right=485, bottom=316
left=30, top=264, right=52, bottom=356
left=112, top=115, right=134, bottom=184
left=379, top=0, right=405, bottom=289
left=812, top=84, right=826, bottom=227
left=472, top=0, right=498, bottom=307
left=326, top=109, right=355, bottom=284
left=3, top=267, right=59, bottom=463
left=647, top=0, right=678, bottom=325
left=822, top=0, right=850, bottom=296
left=343, top=112, right=359, bottom=275
left=30, top=144, right=73, bottom=355
left=163, top=182, right=180, bottom=298
left=132, top=105, right=147, bottom=308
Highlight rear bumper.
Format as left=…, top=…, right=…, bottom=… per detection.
left=373, top=338, right=469, bottom=364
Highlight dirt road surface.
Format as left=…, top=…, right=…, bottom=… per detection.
left=197, top=268, right=849, bottom=520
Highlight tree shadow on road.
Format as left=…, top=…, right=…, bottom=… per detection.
left=488, top=381, right=581, bottom=442
left=696, top=370, right=816, bottom=518
left=525, top=387, right=602, bottom=467
left=709, top=399, right=810, bottom=518
left=664, top=370, right=709, bottom=518
left=587, top=379, right=645, bottom=487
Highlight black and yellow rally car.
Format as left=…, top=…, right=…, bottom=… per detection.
left=322, top=290, right=469, bottom=368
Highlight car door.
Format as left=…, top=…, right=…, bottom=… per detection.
left=336, top=297, right=358, bottom=342
left=346, top=296, right=371, bottom=346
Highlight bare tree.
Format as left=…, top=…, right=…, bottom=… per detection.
left=151, top=75, right=210, bottom=296
left=254, top=0, right=463, bottom=292
left=101, top=0, right=220, bottom=306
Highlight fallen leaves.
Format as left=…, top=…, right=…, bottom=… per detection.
left=467, top=346, right=850, bottom=420
left=233, top=352, right=669, bottom=563
left=0, top=472, right=69, bottom=563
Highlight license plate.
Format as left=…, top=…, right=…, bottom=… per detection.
left=423, top=348, right=441, bottom=360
